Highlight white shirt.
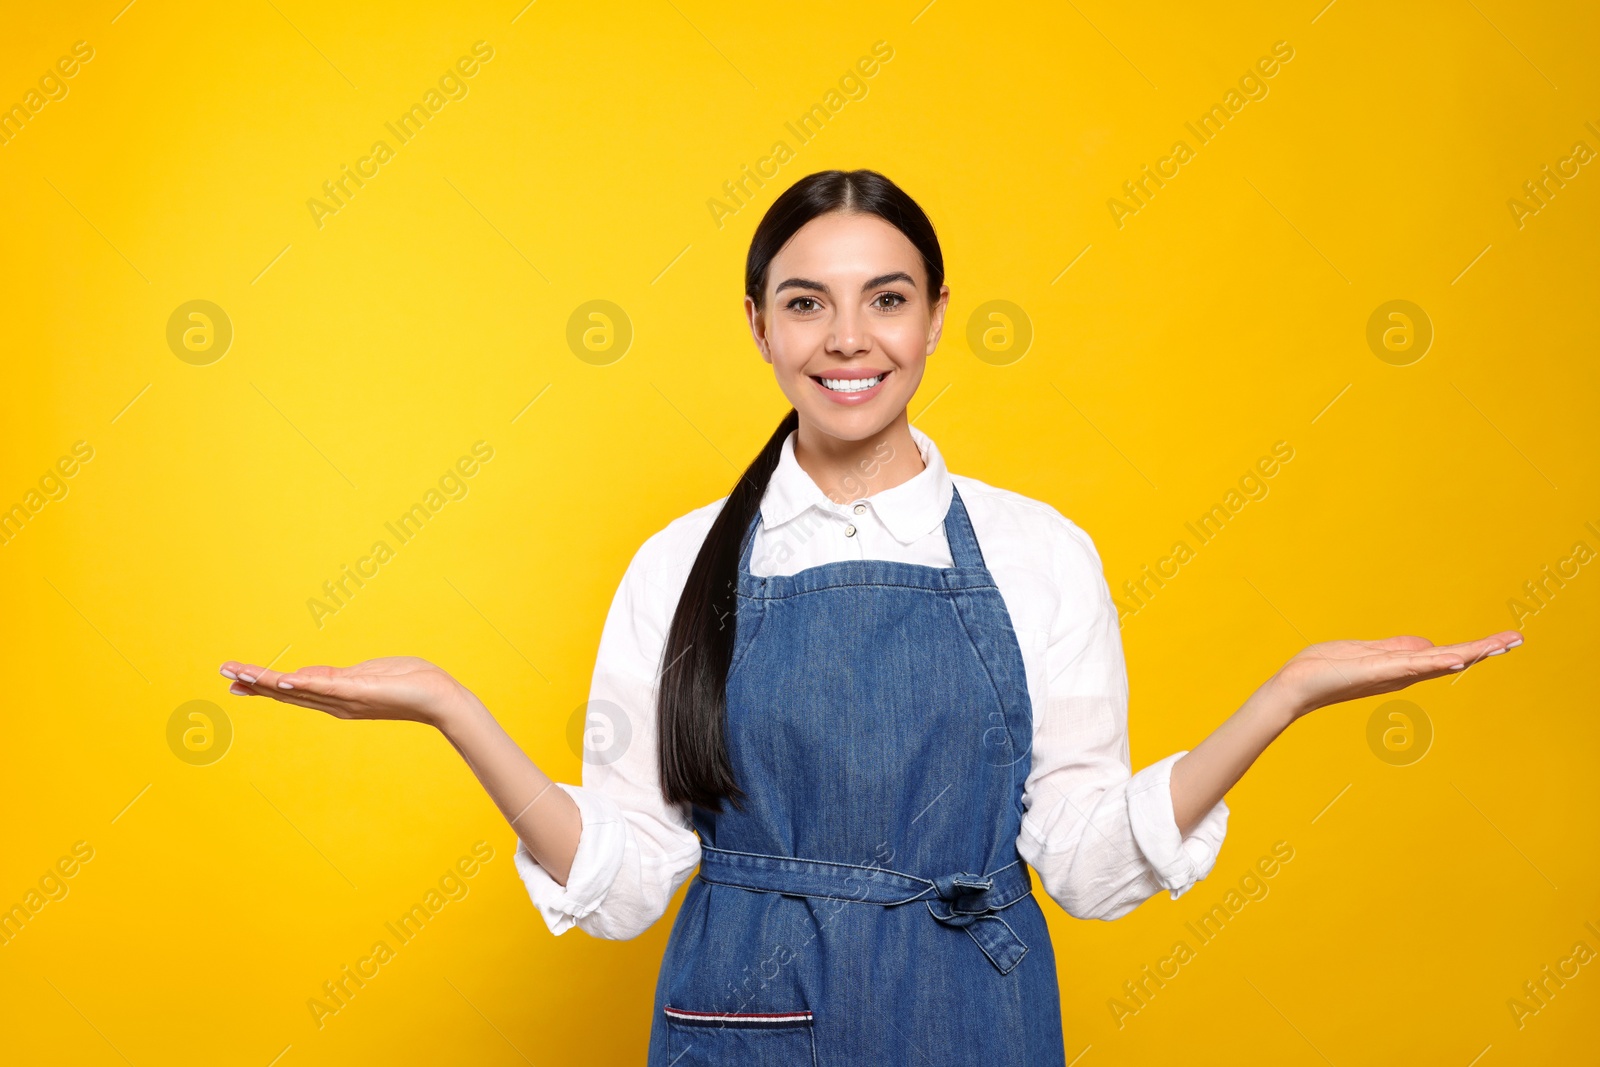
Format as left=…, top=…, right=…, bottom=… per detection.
left=514, top=424, right=1229, bottom=939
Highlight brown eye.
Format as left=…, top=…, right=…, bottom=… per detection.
left=787, top=297, right=820, bottom=313
left=874, top=292, right=907, bottom=309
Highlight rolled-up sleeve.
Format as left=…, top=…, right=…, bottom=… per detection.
left=1016, top=514, right=1229, bottom=921
left=513, top=518, right=707, bottom=940
left=514, top=783, right=626, bottom=935
left=1126, top=750, right=1227, bottom=898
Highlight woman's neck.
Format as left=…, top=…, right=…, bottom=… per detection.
left=791, top=411, right=925, bottom=504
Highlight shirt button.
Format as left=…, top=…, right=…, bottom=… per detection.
left=853, top=503, right=866, bottom=514
left=844, top=524, right=856, bottom=537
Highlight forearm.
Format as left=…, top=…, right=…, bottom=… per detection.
left=436, top=694, right=583, bottom=886
left=1168, top=678, right=1300, bottom=837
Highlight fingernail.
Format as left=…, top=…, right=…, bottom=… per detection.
left=1449, top=663, right=1466, bottom=670
left=278, top=681, right=294, bottom=689
left=229, top=683, right=250, bottom=695
left=1506, top=638, right=1523, bottom=648
left=239, top=675, right=256, bottom=684
left=219, top=668, right=238, bottom=680
left=1487, top=648, right=1506, bottom=656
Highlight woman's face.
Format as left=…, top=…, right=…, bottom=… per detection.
left=746, top=211, right=949, bottom=444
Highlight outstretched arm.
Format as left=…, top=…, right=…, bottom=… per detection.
left=217, top=656, right=585, bottom=885
left=1168, top=631, right=1523, bottom=836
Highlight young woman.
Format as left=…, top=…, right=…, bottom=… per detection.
left=221, top=169, right=1521, bottom=1065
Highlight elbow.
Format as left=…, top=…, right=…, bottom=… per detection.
left=571, top=869, right=689, bottom=942
left=567, top=848, right=698, bottom=943
left=1040, top=881, right=1141, bottom=922
left=577, top=907, right=660, bottom=942
left=533, top=894, right=661, bottom=942
left=1020, top=814, right=1147, bottom=921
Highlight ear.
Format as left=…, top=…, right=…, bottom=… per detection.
left=745, top=295, right=771, bottom=363
left=925, top=284, right=951, bottom=356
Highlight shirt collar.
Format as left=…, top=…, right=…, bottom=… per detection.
left=760, top=422, right=954, bottom=546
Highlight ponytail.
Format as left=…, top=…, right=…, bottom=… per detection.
left=657, top=407, right=798, bottom=810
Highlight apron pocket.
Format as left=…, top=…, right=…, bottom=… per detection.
left=664, top=1006, right=817, bottom=1066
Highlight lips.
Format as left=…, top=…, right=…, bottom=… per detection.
left=809, top=368, right=891, bottom=404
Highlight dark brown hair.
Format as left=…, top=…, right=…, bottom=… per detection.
left=656, top=169, right=946, bottom=810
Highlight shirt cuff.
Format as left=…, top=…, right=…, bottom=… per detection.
left=1126, top=751, right=1229, bottom=900
left=512, top=782, right=626, bottom=936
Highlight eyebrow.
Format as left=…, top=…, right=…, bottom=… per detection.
left=773, top=271, right=916, bottom=296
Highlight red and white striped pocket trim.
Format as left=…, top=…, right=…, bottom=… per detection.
left=664, top=1006, right=814, bottom=1028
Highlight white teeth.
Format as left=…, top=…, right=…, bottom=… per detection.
left=819, top=374, right=883, bottom=393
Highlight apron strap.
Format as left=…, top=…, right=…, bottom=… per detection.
left=941, top=484, right=986, bottom=570
left=697, top=844, right=1032, bottom=975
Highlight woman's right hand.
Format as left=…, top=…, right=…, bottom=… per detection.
left=218, top=656, right=472, bottom=729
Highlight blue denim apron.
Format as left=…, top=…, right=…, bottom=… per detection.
left=647, top=485, right=1067, bottom=1065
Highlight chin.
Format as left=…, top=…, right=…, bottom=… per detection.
left=803, top=405, right=900, bottom=441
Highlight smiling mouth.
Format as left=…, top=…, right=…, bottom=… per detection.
left=811, top=371, right=889, bottom=393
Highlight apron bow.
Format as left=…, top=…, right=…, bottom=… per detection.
left=924, top=870, right=1031, bottom=974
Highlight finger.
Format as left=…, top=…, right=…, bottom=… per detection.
left=256, top=670, right=381, bottom=720
left=1414, top=631, right=1523, bottom=665
left=221, top=661, right=334, bottom=698
left=226, top=679, right=353, bottom=717
left=219, top=660, right=254, bottom=681
left=1392, top=661, right=1471, bottom=687
left=1482, top=630, right=1524, bottom=656
left=221, top=660, right=337, bottom=677
left=1356, top=641, right=1518, bottom=696
left=271, top=669, right=361, bottom=699
left=1397, top=650, right=1468, bottom=671
left=1360, top=650, right=1470, bottom=684
left=222, top=662, right=383, bottom=722
left=221, top=661, right=283, bottom=688
left=227, top=661, right=329, bottom=693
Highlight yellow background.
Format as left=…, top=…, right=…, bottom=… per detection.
left=2, top=1, right=1596, bottom=1063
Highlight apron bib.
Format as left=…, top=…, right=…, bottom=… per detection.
left=647, top=485, right=1067, bottom=1065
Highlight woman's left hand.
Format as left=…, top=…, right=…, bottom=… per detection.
left=218, top=655, right=471, bottom=728
left=1267, top=630, right=1523, bottom=719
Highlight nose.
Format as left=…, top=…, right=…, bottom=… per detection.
left=827, top=303, right=871, bottom=358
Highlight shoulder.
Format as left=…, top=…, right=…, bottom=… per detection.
left=594, top=495, right=733, bottom=671
left=949, top=473, right=1115, bottom=647
left=618, top=494, right=731, bottom=599
left=950, top=473, right=1105, bottom=573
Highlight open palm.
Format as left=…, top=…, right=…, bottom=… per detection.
left=1271, top=630, right=1522, bottom=717
left=218, top=655, right=468, bottom=727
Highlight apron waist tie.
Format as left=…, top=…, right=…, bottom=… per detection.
left=696, top=844, right=1033, bottom=975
